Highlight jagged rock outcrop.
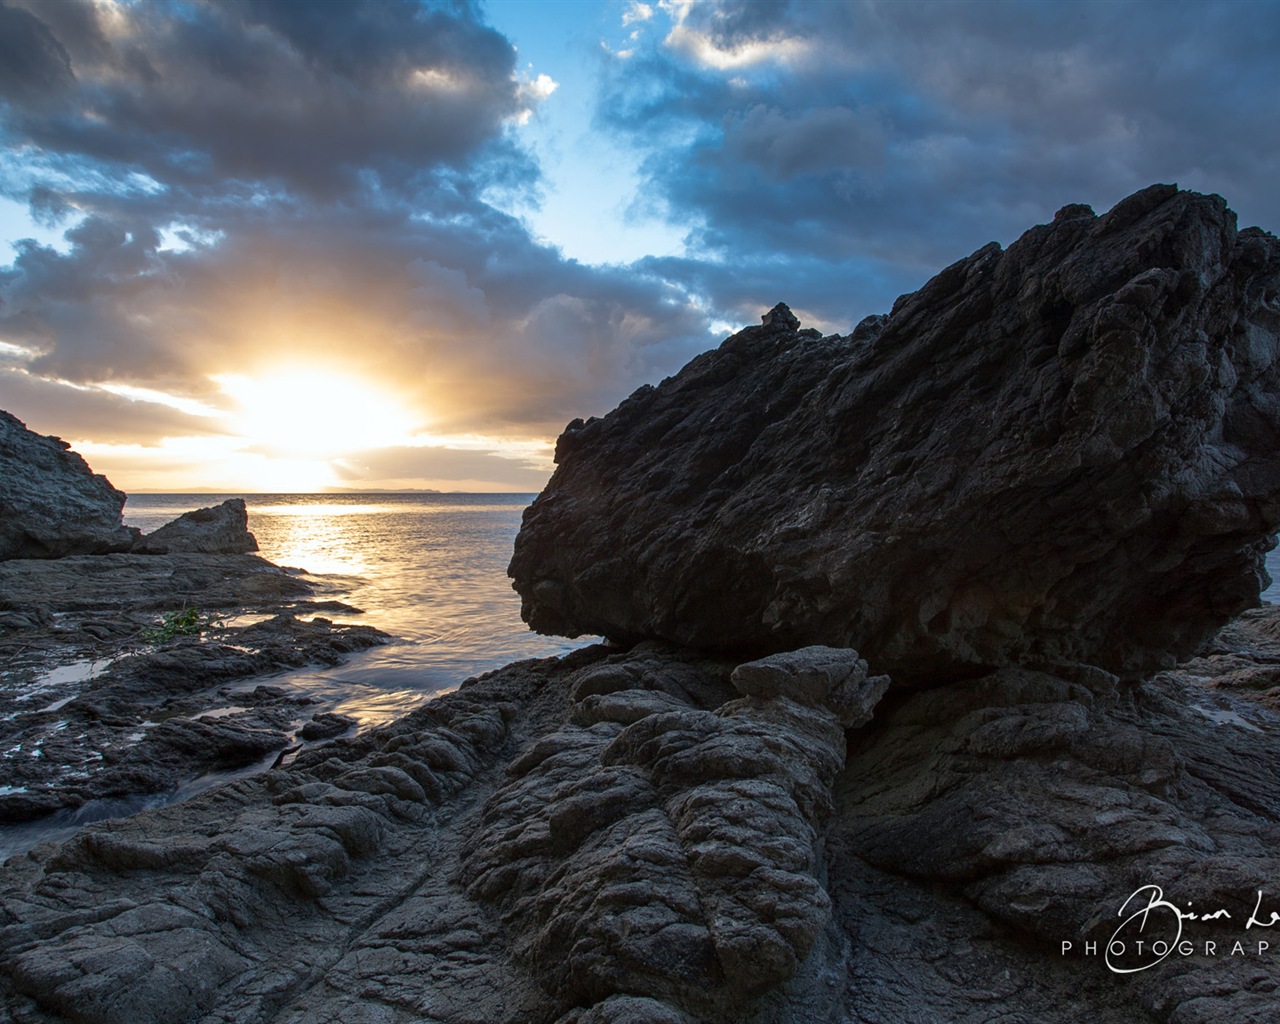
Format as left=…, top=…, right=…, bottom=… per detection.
left=133, top=498, right=258, bottom=555
left=510, top=185, right=1280, bottom=679
left=0, top=411, right=138, bottom=560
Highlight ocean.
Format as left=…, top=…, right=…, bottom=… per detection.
left=123, top=493, right=591, bottom=726
left=124, top=494, right=1280, bottom=722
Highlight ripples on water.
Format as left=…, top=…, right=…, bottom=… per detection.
left=124, top=493, right=590, bottom=724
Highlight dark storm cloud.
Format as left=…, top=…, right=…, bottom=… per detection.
left=721, top=105, right=886, bottom=182
left=1, top=0, right=527, bottom=198
left=603, top=0, right=1280, bottom=325
left=0, top=2, right=74, bottom=103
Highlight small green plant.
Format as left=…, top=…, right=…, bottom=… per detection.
left=144, top=607, right=225, bottom=644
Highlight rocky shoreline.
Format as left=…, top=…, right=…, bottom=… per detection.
left=4, top=184, right=1280, bottom=1022
left=0, top=549, right=388, bottom=829
left=2, top=624, right=1280, bottom=1022
left=0, top=417, right=390, bottom=843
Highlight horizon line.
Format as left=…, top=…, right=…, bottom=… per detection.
left=125, top=489, right=541, bottom=495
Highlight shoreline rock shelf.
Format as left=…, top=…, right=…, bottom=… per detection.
left=0, top=413, right=388, bottom=830
left=5, top=185, right=1280, bottom=1022
left=3, top=630, right=1280, bottom=1022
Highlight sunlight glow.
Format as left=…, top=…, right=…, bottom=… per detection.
left=71, top=437, right=339, bottom=493
left=0, top=340, right=39, bottom=360
left=408, top=431, right=553, bottom=465
left=411, top=68, right=465, bottom=92
left=215, top=370, right=419, bottom=458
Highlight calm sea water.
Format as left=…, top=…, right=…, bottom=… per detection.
left=123, top=493, right=589, bottom=725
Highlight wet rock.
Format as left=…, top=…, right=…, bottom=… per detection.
left=0, top=550, right=389, bottom=827
left=0, top=551, right=311, bottom=615
left=0, top=614, right=389, bottom=825
left=511, top=186, right=1280, bottom=680
left=133, top=498, right=258, bottom=555
left=0, top=410, right=138, bottom=560
left=300, top=712, right=357, bottom=741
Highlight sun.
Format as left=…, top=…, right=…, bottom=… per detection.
left=215, top=370, right=419, bottom=459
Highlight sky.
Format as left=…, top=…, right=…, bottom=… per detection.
left=0, top=0, right=1278, bottom=492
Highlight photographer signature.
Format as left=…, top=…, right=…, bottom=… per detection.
left=1100, top=884, right=1278, bottom=974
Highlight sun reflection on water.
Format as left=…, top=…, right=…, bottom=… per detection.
left=123, top=492, right=590, bottom=721
left=259, top=506, right=376, bottom=577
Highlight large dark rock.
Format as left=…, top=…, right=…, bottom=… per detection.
left=133, top=497, right=259, bottom=554
left=511, top=185, right=1280, bottom=679
left=0, top=410, right=139, bottom=560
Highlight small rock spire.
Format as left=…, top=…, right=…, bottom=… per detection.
left=761, top=303, right=800, bottom=330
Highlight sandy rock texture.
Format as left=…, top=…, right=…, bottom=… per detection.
left=510, top=185, right=1280, bottom=680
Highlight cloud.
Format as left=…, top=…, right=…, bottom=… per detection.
left=623, top=3, right=654, bottom=29
left=0, top=200, right=712, bottom=435
left=332, top=444, right=552, bottom=492
left=721, top=104, right=886, bottom=181
left=1, top=0, right=531, bottom=200
left=0, top=2, right=74, bottom=104
left=660, top=0, right=810, bottom=69
left=0, top=0, right=722, bottom=491
left=0, top=365, right=225, bottom=445
left=599, top=0, right=1280, bottom=327
left=5, top=0, right=1279, bottom=492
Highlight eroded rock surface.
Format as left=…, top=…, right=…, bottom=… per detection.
left=511, top=185, right=1280, bottom=679
left=5, top=626, right=1280, bottom=1024
left=462, top=644, right=870, bottom=1017
left=0, top=644, right=889, bottom=1024
left=0, top=411, right=138, bottom=561
left=133, top=498, right=258, bottom=555
left=831, top=621, right=1280, bottom=1024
